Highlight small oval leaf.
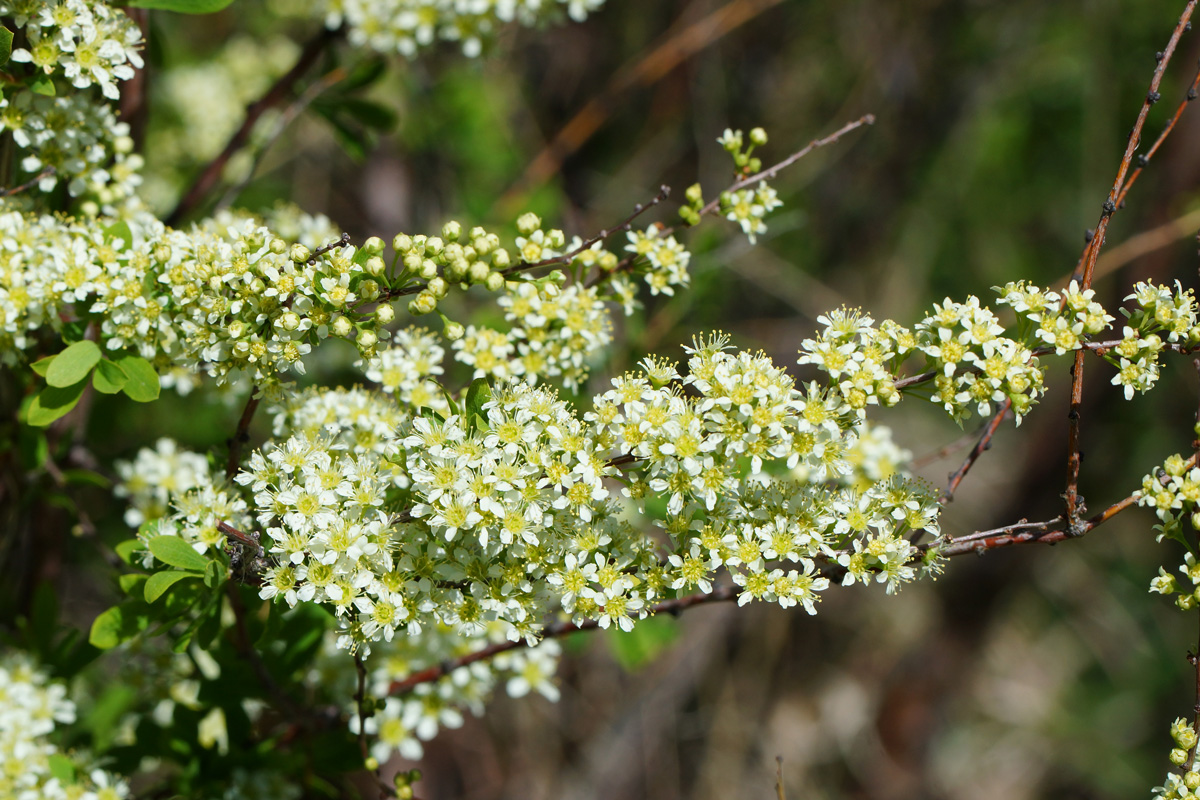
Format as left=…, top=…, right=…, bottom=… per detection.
left=146, top=536, right=208, bottom=571
left=92, top=359, right=128, bottom=394
left=26, top=380, right=88, bottom=427
left=145, top=570, right=199, bottom=603
left=88, top=606, right=125, bottom=650
left=113, top=355, right=160, bottom=402
left=46, top=341, right=100, bottom=387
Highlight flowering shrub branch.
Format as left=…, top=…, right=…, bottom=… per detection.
left=7, top=1, right=1200, bottom=797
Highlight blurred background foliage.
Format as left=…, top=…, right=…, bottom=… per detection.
left=17, top=0, right=1200, bottom=797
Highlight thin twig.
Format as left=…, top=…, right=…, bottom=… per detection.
left=167, top=26, right=342, bottom=226
left=584, top=114, right=874, bottom=290
left=0, top=166, right=54, bottom=197
left=941, top=399, right=1011, bottom=504
left=502, top=185, right=672, bottom=276
left=225, top=388, right=262, bottom=481
left=1064, top=0, right=1197, bottom=530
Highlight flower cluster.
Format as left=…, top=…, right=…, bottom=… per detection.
left=361, top=326, right=450, bottom=412
left=4, top=0, right=143, bottom=100
left=1103, top=281, right=1200, bottom=400
left=1152, top=717, right=1200, bottom=800
left=798, top=307, right=907, bottom=412
left=715, top=127, right=784, bottom=243
left=624, top=226, right=692, bottom=296
left=0, top=654, right=129, bottom=800
left=1137, top=452, right=1200, bottom=611
left=317, top=0, right=607, bottom=58
left=0, top=91, right=144, bottom=204
left=337, top=623, right=561, bottom=762
left=0, top=203, right=391, bottom=384
left=459, top=281, right=613, bottom=390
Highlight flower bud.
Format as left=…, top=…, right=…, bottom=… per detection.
left=516, top=212, right=541, bottom=235
left=393, top=233, right=413, bottom=253
left=492, top=248, right=511, bottom=268
left=749, top=127, right=768, bottom=146
left=420, top=259, right=438, bottom=279
left=485, top=272, right=506, bottom=292
left=468, top=261, right=490, bottom=284
left=1171, top=748, right=1189, bottom=766
left=228, top=320, right=247, bottom=339
left=444, top=320, right=464, bottom=340
left=409, top=292, right=437, bottom=315
left=685, top=182, right=703, bottom=205
left=153, top=244, right=173, bottom=264
left=442, top=220, right=462, bottom=241
left=366, top=256, right=385, bottom=276
left=278, top=312, right=301, bottom=331
left=547, top=229, right=566, bottom=249
left=358, top=329, right=378, bottom=349
left=359, top=279, right=381, bottom=301
left=290, top=244, right=311, bottom=263
left=424, top=236, right=444, bottom=256
left=403, top=253, right=423, bottom=273
left=548, top=269, right=567, bottom=285
left=1186, top=770, right=1200, bottom=790
left=332, top=316, right=353, bottom=337
left=269, top=238, right=286, bottom=255
left=363, top=236, right=385, bottom=255
left=427, top=277, right=448, bottom=298
left=376, top=303, right=395, bottom=324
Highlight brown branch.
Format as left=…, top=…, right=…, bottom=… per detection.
left=1064, top=0, right=1197, bottom=530
left=500, top=184, right=671, bottom=276
left=225, top=388, right=261, bottom=481
left=0, top=165, right=54, bottom=197
left=1112, top=60, right=1200, bottom=213
left=941, top=399, right=1011, bottom=504
left=166, top=26, right=342, bottom=226
left=387, top=583, right=739, bottom=696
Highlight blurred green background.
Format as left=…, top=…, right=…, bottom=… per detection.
left=24, top=0, right=1200, bottom=797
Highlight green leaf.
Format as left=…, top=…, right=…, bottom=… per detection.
left=114, top=538, right=142, bottom=566
left=147, top=536, right=208, bottom=571
left=203, top=559, right=224, bottom=589
left=340, top=58, right=388, bottom=92
left=145, top=570, right=200, bottom=603
left=113, top=355, right=160, bottom=402
left=30, top=355, right=54, bottom=376
left=26, top=379, right=87, bottom=427
left=88, top=606, right=126, bottom=650
left=30, top=75, right=54, bottom=96
left=0, top=27, right=13, bottom=65
left=118, top=574, right=147, bottom=596
left=125, top=0, right=236, bottom=11
left=92, top=358, right=128, bottom=394
left=46, top=340, right=100, bottom=387
left=47, top=754, right=75, bottom=784
left=337, top=98, right=398, bottom=132
left=102, top=220, right=133, bottom=250
left=464, top=377, right=492, bottom=432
